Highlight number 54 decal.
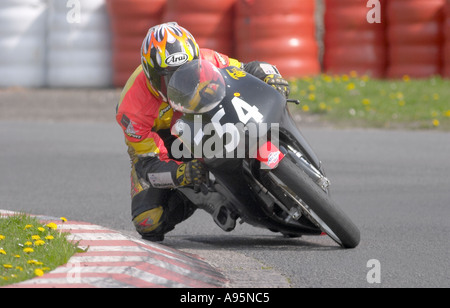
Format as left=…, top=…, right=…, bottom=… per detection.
left=172, top=96, right=278, bottom=160
left=208, top=97, right=264, bottom=152
left=231, top=96, right=264, bottom=124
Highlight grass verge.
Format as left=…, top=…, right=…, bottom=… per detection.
left=289, top=73, right=450, bottom=131
left=0, top=214, right=79, bottom=286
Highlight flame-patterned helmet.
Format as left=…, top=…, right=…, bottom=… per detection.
left=141, top=22, right=200, bottom=100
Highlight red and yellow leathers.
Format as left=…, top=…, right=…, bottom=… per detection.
left=117, top=48, right=241, bottom=195
left=116, top=48, right=242, bottom=240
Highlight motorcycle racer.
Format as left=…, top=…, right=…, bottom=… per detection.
left=116, top=22, right=290, bottom=241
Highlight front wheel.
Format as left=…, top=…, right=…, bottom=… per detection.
left=269, top=157, right=360, bottom=248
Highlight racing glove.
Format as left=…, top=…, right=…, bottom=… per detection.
left=263, top=74, right=290, bottom=98
left=175, top=159, right=208, bottom=190
left=244, top=61, right=291, bottom=98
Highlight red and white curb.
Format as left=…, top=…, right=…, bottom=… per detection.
left=1, top=210, right=228, bottom=288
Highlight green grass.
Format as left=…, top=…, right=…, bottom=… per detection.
left=0, top=214, right=79, bottom=286
left=289, top=73, right=450, bottom=130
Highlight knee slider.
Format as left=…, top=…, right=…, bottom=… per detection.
left=132, top=206, right=164, bottom=234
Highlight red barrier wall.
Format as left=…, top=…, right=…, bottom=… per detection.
left=387, top=0, right=445, bottom=78
left=234, top=0, right=319, bottom=78
left=162, top=0, right=235, bottom=56
left=443, top=0, right=450, bottom=77
left=106, top=0, right=166, bottom=87
left=324, top=0, right=387, bottom=78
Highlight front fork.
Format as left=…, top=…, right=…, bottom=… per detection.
left=256, top=139, right=330, bottom=193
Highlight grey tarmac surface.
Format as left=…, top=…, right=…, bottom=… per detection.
left=1, top=88, right=449, bottom=288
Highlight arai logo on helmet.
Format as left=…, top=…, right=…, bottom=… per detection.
left=165, top=52, right=189, bottom=67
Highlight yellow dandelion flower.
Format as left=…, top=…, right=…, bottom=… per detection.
left=15, top=266, right=23, bottom=271
left=24, top=224, right=33, bottom=230
left=308, top=93, right=316, bottom=101
left=3, top=264, right=12, bottom=269
left=362, top=99, right=371, bottom=106
left=399, top=100, right=406, bottom=107
left=0, top=249, right=6, bottom=255
left=23, top=247, right=34, bottom=253
left=0, top=235, right=5, bottom=240
left=27, top=260, right=39, bottom=264
left=346, top=83, right=355, bottom=91
left=444, top=110, right=450, bottom=117
left=42, top=267, right=51, bottom=272
left=333, top=97, right=341, bottom=104
left=402, top=75, right=411, bottom=82
left=45, top=235, right=54, bottom=240
left=433, top=93, right=440, bottom=100
left=31, top=235, right=40, bottom=240
left=432, top=119, right=440, bottom=127
left=302, top=105, right=310, bottom=112
left=14, top=255, right=20, bottom=258
left=37, top=227, right=45, bottom=232
left=322, top=74, right=333, bottom=83
left=24, top=241, right=32, bottom=246
left=319, top=102, right=327, bottom=110
left=34, top=269, right=44, bottom=277
left=46, top=223, right=58, bottom=230
left=34, top=240, right=45, bottom=246
left=308, top=84, right=316, bottom=92
left=342, top=74, right=350, bottom=82
left=60, top=217, right=67, bottom=223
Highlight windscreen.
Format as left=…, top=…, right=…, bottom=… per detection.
left=167, top=59, right=226, bottom=114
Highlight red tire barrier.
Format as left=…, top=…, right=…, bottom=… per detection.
left=443, top=0, right=450, bottom=77
left=324, top=0, right=387, bottom=78
left=162, top=0, right=236, bottom=56
left=387, top=0, right=445, bottom=78
left=234, top=0, right=319, bottom=78
left=106, top=0, right=166, bottom=87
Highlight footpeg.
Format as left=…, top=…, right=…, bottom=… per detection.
left=178, top=187, right=237, bottom=232
left=213, top=205, right=236, bottom=232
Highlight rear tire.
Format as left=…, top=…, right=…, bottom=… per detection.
left=270, top=157, right=360, bottom=248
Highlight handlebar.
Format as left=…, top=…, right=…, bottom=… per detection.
left=287, top=99, right=300, bottom=105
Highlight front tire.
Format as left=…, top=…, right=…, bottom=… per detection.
left=270, top=157, right=360, bottom=248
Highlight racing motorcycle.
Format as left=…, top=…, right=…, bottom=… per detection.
left=167, top=59, right=360, bottom=249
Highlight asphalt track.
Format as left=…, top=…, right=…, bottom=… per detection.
left=1, top=88, right=449, bottom=288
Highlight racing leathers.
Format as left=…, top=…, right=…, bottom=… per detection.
left=116, top=48, right=289, bottom=241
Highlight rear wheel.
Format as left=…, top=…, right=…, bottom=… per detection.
left=268, top=157, right=360, bottom=248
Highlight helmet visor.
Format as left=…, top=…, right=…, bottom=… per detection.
left=167, top=59, right=226, bottom=114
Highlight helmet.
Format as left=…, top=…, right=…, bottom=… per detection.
left=141, top=22, right=200, bottom=100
